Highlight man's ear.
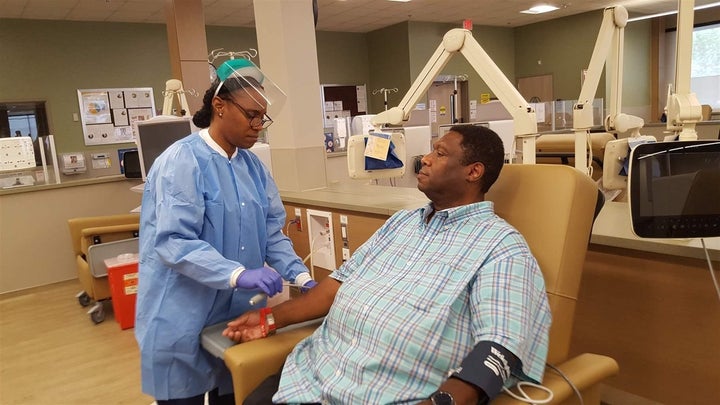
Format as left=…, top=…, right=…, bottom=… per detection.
left=467, top=162, right=485, bottom=183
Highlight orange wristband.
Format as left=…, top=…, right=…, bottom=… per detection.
left=259, top=307, right=276, bottom=337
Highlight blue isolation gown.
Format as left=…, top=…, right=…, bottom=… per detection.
left=135, top=130, right=309, bottom=400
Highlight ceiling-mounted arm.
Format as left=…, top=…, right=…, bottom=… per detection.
left=371, top=29, right=538, bottom=163
left=372, top=36, right=452, bottom=126
left=571, top=6, right=645, bottom=175
left=573, top=6, right=644, bottom=134
left=666, top=0, right=702, bottom=140
left=456, top=30, right=537, bottom=136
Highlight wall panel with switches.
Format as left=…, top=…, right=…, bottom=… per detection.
left=282, top=203, right=389, bottom=283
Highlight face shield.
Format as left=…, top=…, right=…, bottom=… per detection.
left=213, top=58, right=287, bottom=120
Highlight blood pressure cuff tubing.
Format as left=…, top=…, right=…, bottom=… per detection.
left=450, top=341, right=519, bottom=400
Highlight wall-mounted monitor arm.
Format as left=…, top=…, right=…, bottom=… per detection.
left=665, top=0, right=702, bottom=140
left=371, top=29, right=538, bottom=163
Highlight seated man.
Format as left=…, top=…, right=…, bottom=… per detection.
left=224, top=125, right=552, bottom=405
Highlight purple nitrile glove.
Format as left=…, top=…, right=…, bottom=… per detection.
left=235, top=266, right=283, bottom=296
left=300, top=279, right=318, bottom=293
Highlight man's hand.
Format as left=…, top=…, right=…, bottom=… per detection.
left=222, top=310, right=266, bottom=343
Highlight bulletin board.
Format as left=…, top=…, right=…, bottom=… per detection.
left=77, top=88, right=156, bottom=146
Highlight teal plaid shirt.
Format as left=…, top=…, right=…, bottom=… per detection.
left=274, top=201, right=551, bottom=404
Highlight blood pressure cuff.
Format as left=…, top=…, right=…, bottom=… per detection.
left=364, top=139, right=404, bottom=170
left=450, top=341, right=519, bottom=400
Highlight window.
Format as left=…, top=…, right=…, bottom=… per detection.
left=664, top=22, right=720, bottom=109
left=0, top=101, right=50, bottom=141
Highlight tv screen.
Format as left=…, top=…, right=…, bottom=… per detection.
left=629, top=140, right=720, bottom=238
left=135, top=116, right=193, bottom=180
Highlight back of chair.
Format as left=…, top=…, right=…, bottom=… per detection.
left=485, top=164, right=598, bottom=365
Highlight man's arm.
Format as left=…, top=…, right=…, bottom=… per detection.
left=418, top=341, right=520, bottom=405
left=222, top=276, right=340, bottom=342
left=273, top=275, right=340, bottom=328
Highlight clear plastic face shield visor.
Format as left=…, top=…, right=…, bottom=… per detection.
left=212, top=58, right=287, bottom=127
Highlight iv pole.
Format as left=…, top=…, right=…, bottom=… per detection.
left=372, top=88, right=399, bottom=111
left=450, top=74, right=468, bottom=124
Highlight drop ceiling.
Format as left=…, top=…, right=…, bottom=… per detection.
left=0, top=0, right=717, bottom=32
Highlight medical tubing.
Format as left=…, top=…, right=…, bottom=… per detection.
left=501, top=381, right=554, bottom=404
left=284, top=218, right=298, bottom=236
left=303, top=231, right=327, bottom=280
left=546, top=362, right=583, bottom=405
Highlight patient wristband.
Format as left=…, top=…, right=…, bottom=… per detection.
left=259, top=307, right=276, bottom=337
left=449, top=341, right=518, bottom=400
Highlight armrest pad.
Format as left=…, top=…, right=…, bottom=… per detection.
left=80, top=224, right=139, bottom=237
left=68, top=214, right=140, bottom=254
left=492, top=353, right=619, bottom=405
left=224, top=323, right=318, bottom=402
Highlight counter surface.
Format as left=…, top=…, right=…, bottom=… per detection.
left=280, top=182, right=428, bottom=216
left=280, top=185, right=720, bottom=261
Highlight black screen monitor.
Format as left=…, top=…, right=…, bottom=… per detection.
left=135, top=116, right=193, bottom=181
left=629, top=140, right=720, bottom=238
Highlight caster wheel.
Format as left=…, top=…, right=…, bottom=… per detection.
left=77, top=292, right=91, bottom=307
left=89, top=306, right=105, bottom=324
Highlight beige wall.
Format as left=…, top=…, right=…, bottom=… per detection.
left=0, top=179, right=142, bottom=294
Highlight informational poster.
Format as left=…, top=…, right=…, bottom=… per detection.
left=77, top=88, right=156, bottom=146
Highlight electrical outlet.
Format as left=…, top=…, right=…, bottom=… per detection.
left=294, top=208, right=302, bottom=231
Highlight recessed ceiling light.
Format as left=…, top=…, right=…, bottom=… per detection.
left=520, top=4, right=560, bottom=14
left=388, top=0, right=412, bottom=2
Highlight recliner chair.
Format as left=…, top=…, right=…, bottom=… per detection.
left=223, top=164, right=619, bottom=404
left=67, top=213, right=140, bottom=323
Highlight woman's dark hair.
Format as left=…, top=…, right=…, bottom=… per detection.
left=450, top=124, right=505, bottom=193
left=192, top=76, right=264, bottom=128
left=193, top=81, right=220, bottom=128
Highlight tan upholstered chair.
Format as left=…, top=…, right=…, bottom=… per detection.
left=223, top=164, right=618, bottom=404
left=67, top=213, right=140, bottom=323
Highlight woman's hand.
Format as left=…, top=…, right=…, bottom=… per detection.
left=235, top=266, right=283, bottom=296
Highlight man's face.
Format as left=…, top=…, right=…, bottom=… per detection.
left=417, top=131, right=474, bottom=199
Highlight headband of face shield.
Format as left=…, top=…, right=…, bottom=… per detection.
left=213, top=58, right=287, bottom=116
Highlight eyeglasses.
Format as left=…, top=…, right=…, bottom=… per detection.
left=226, top=98, right=274, bottom=129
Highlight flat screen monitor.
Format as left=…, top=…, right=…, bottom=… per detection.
left=628, top=140, right=720, bottom=238
left=135, top=116, right=193, bottom=181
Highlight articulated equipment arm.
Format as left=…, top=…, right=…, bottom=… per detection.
left=666, top=0, right=702, bottom=140
left=372, top=29, right=538, bottom=163
left=573, top=6, right=645, bottom=175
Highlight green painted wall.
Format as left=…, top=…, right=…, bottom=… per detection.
left=316, top=31, right=369, bottom=86
left=515, top=11, right=605, bottom=101
left=366, top=22, right=411, bottom=113
left=1, top=13, right=659, bottom=158
left=0, top=19, right=370, bottom=155
left=0, top=19, right=170, bottom=154
left=407, top=22, right=515, bottom=103
left=623, top=20, right=652, bottom=108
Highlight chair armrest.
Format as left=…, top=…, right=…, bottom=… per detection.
left=492, top=353, right=619, bottom=405
left=224, top=322, right=320, bottom=403
left=80, top=224, right=139, bottom=238
left=79, top=224, right=140, bottom=254
left=68, top=214, right=140, bottom=255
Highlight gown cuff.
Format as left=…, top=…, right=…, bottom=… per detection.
left=230, top=266, right=246, bottom=288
